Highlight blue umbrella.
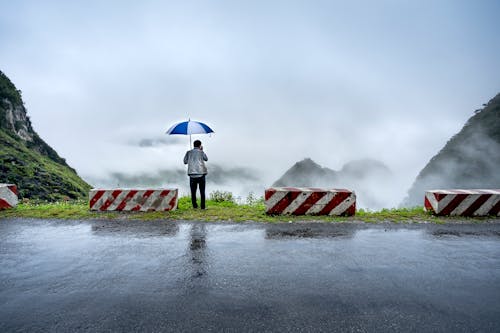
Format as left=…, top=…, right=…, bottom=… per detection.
left=166, top=119, right=214, bottom=148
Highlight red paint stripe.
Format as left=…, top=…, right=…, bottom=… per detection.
left=489, top=198, right=500, bottom=216
left=159, top=189, right=176, bottom=211
left=116, top=190, right=138, bottom=211
left=0, top=198, right=12, bottom=209
left=89, top=190, right=105, bottom=209
left=345, top=202, right=356, bottom=216
left=265, top=189, right=277, bottom=201
left=268, top=191, right=301, bottom=214
left=434, top=192, right=446, bottom=202
left=143, top=190, right=154, bottom=199
left=131, top=205, right=141, bottom=211
left=424, top=196, right=433, bottom=212
left=160, top=190, right=170, bottom=197
left=439, top=194, right=468, bottom=216
left=167, top=194, right=177, bottom=210
left=293, top=191, right=327, bottom=215
left=319, top=192, right=350, bottom=215
left=100, top=190, right=122, bottom=211
left=8, top=185, right=17, bottom=195
left=461, top=194, right=492, bottom=217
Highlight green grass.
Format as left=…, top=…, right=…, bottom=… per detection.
left=1, top=196, right=493, bottom=223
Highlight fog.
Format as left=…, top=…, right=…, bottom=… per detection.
left=271, top=158, right=397, bottom=210
left=403, top=117, right=500, bottom=207
left=88, top=162, right=264, bottom=203
left=1, top=1, right=499, bottom=208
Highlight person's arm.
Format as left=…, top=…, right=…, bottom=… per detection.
left=203, top=152, right=208, bottom=161
left=183, top=151, right=189, bottom=164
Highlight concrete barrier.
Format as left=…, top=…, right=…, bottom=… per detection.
left=265, top=187, right=356, bottom=216
left=424, top=189, right=500, bottom=216
left=89, top=188, right=178, bottom=212
left=0, top=184, right=18, bottom=209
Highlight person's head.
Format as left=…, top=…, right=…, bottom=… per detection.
left=193, top=140, right=202, bottom=148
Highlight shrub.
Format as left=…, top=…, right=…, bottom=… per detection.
left=246, top=191, right=263, bottom=206
left=209, top=190, right=235, bottom=203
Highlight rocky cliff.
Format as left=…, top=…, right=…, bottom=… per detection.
left=0, top=70, right=91, bottom=200
left=402, top=93, right=500, bottom=207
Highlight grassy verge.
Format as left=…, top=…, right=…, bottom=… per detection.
left=1, top=196, right=492, bottom=223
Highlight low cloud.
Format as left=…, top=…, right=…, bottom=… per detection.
left=86, top=163, right=264, bottom=201
left=129, top=136, right=185, bottom=147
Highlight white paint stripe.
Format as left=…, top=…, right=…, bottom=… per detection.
left=265, top=191, right=288, bottom=211
left=478, top=189, right=500, bottom=195
left=124, top=190, right=144, bottom=210
left=170, top=190, right=178, bottom=209
left=474, top=195, right=500, bottom=216
left=306, top=192, right=335, bottom=214
left=140, top=191, right=160, bottom=211
left=120, top=190, right=145, bottom=211
left=428, top=190, right=453, bottom=195
left=429, top=189, right=500, bottom=195
left=458, top=190, right=476, bottom=195
left=329, top=193, right=356, bottom=215
left=161, top=190, right=177, bottom=210
left=425, top=192, right=439, bottom=213
left=93, top=191, right=111, bottom=210
left=435, top=194, right=456, bottom=214
left=450, top=194, right=479, bottom=216
left=282, top=192, right=311, bottom=214
left=0, top=186, right=18, bottom=207
left=107, top=190, right=128, bottom=210
left=155, top=190, right=173, bottom=210
left=102, top=191, right=119, bottom=210
left=470, top=189, right=490, bottom=195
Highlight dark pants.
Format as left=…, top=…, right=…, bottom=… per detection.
left=190, top=176, right=206, bottom=209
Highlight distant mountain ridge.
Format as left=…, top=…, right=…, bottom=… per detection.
left=273, top=158, right=392, bottom=209
left=273, top=158, right=338, bottom=187
left=0, top=70, right=91, bottom=200
left=402, top=93, right=500, bottom=207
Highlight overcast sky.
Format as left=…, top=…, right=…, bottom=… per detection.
left=1, top=0, right=499, bottom=201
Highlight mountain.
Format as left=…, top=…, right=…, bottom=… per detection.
left=0, top=70, right=91, bottom=201
left=273, top=158, right=338, bottom=187
left=273, top=158, right=392, bottom=209
left=402, top=93, right=500, bottom=207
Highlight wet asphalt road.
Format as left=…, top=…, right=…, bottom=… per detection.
left=1, top=218, right=500, bottom=332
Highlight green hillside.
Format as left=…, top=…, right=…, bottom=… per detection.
left=0, top=70, right=91, bottom=201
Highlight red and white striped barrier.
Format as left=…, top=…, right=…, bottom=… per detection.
left=424, top=189, right=500, bottom=216
left=0, top=184, right=18, bottom=209
left=265, top=187, right=356, bottom=216
left=89, top=188, right=178, bottom=212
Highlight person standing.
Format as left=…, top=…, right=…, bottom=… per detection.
left=183, top=140, right=208, bottom=209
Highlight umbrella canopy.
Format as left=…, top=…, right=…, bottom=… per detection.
left=166, top=119, right=214, bottom=148
left=166, top=120, right=214, bottom=135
